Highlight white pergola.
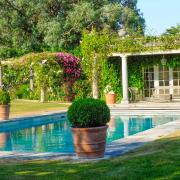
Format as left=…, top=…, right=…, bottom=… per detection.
left=112, top=49, right=180, bottom=104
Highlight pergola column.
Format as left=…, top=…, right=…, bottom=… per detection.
left=121, top=55, right=129, bottom=104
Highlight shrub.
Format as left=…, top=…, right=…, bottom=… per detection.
left=0, top=89, right=10, bottom=105
left=15, top=85, right=30, bottom=99
left=67, top=98, right=110, bottom=128
left=72, top=77, right=91, bottom=100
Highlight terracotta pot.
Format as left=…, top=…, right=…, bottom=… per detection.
left=105, top=94, right=116, bottom=104
left=71, top=125, right=108, bottom=159
left=0, top=105, right=10, bottom=120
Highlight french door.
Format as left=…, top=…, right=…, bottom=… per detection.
left=144, top=66, right=180, bottom=98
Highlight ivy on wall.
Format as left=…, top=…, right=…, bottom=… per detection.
left=100, top=57, right=122, bottom=101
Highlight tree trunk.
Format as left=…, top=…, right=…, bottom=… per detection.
left=30, top=67, right=34, bottom=91
left=40, top=87, right=45, bottom=103
left=0, top=62, right=3, bottom=88
left=92, top=55, right=99, bottom=99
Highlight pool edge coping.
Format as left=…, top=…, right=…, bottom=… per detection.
left=0, top=110, right=67, bottom=124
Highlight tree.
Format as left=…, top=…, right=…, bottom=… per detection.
left=163, top=24, right=180, bottom=36
left=118, top=0, right=145, bottom=35
left=0, top=0, right=145, bottom=57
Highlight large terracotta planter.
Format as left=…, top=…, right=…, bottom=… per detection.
left=0, top=105, right=10, bottom=120
left=105, top=93, right=116, bottom=104
left=71, top=125, right=108, bottom=159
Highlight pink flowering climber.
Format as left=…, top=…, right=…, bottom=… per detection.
left=56, top=52, right=81, bottom=101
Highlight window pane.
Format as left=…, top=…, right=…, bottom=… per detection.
left=174, top=80, right=178, bottom=86
left=144, top=68, right=148, bottom=73
left=150, top=89, right=154, bottom=96
left=159, top=81, right=164, bottom=86
left=159, top=73, right=163, bottom=80
left=173, top=72, right=178, bottom=79
left=159, top=66, right=163, bottom=72
left=165, top=89, right=169, bottom=94
left=148, top=73, right=154, bottom=80
left=159, top=89, right=164, bottom=94
left=150, top=81, right=154, bottom=88
left=174, top=89, right=178, bottom=95
left=145, top=90, right=149, bottom=97
left=165, top=81, right=169, bottom=86
left=164, top=72, right=169, bottom=80
left=163, top=67, right=169, bottom=71
left=144, top=73, right=148, bottom=80
left=149, top=68, right=154, bottom=72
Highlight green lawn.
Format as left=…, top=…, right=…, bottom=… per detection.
left=10, top=100, right=69, bottom=118
left=0, top=131, right=179, bottom=180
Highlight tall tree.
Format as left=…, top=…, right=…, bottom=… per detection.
left=163, top=24, right=180, bottom=36
left=118, top=0, right=145, bottom=35
left=0, top=0, right=145, bottom=57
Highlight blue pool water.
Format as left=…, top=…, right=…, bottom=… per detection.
left=0, top=114, right=178, bottom=153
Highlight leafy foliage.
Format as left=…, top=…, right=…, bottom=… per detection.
left=81, top=29, right=111, bottom=80
left=163, top=24, right=180, bottom=36
left=2, top=52, right=82, bottom=101
left=113, top=34, right=180, bottom=53
left=101, top=58, right=122, bottom=100
left=72, top=76, right=91, bottom=100
left=67, top=98, right=110, bottom=128
left=0, top=0, right=145, bottom=57
left=0, top=88, right=10, bottom=105
left=56, top=53, right=81, bottom=83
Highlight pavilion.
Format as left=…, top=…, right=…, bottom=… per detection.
left=112, top=49, right=180, bottom=104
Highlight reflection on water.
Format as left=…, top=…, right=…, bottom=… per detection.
left=0, top=120, right=73, bottom=153
left=0, top=115, right=176, bottom=153
left=106, top=116, right=175, bottom=143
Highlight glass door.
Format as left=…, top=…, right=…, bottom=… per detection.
left=158, top=66, right=170, bottom=95
left=144, top=67, right=155, bottom=97
left=173, top=67, right=180, bottom=96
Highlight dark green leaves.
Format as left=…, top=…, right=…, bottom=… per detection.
left=67, top=98, right=110, bottom=128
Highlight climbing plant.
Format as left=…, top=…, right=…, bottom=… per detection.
left=56, top=52, right=81, bottom=101
left=100, top=57, right=122, bottom=101
left=1, top=52, right=82, bottom=102
left=113, top=34, right=180, bottom=53
left=81, top=28, right=112, bottom=98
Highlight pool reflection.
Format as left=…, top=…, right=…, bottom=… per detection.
left=0, top=120, right=74, bottom=153
left=107, top=116, right=153, bottom=143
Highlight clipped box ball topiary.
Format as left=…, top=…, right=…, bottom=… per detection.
left=67, top=98, right=110, bottom=128
left=68, top=98, right=110, bottom=159
left=0, top=89, right=10, bottom=105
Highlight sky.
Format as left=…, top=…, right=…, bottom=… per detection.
left=137, top=0, right=180, bottom=35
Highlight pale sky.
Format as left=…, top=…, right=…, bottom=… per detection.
left=137, top=0, right=180, bottom=35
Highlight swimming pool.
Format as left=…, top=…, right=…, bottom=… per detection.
left=0, top=114, right=178, bottom=153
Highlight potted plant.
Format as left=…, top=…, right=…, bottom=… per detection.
left=104, top=85, right=116, bottom=104
left=67, top=98, right=110, bottom=159
left=0, top=88, right=10, bottom=120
